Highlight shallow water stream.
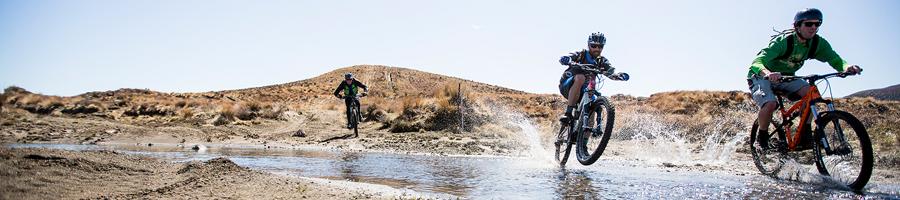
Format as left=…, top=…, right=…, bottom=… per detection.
left=7, top=143, right=899, bottom=199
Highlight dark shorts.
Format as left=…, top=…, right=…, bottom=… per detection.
left=558, top=67, right=590, bottom=98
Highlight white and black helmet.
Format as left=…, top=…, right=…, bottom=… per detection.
left=588, top=32, right=606, bottom=46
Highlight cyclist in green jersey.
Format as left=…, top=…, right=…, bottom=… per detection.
left=747, top=8, right=862, bottom=149
left=334, top=73, right=368, bottom=129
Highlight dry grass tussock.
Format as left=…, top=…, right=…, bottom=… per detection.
left=385, top=82, right=490, bottom=133
left=1, top=86, right=290, bottom=126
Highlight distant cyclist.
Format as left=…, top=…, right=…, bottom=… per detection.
left=747, top=8, right=862, bottom=149
left=558, top=32, right=628, bottom=121
left=333, top=73, right=368, bottom=129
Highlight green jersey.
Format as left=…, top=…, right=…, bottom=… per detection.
left=747, top=33, right=850, bottom=78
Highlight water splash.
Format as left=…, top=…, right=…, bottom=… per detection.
left=510, top=115, right=553, bottom=163
left=616, top=111, right=693, bottom=164
left=615, top=109, right=748, bottom=165
left=481, top=102, right=555, bottom=167
left=699, top=119, right=747, bottom=164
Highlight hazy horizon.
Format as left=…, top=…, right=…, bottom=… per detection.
left=2, top=1, right=898, bottom=97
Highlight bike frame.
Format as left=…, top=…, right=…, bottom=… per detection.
left=576, top=73, right=604, bottom=130
left=773, top=75, right=839, bottom=151
left=343, top=95, right=363, bottom=124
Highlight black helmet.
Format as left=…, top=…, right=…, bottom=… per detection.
left=794, top=8, right=823, bottom=25
left=344, top=73, right=353, bottom=79
left=588, top=32, right=606, bottom=46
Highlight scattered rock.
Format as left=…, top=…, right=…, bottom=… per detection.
left=147, top=143, right=153, bottom=147
left=191, top=144, right=207, bottom=152
left=209, top=115, right=231, bottom=126
left=278, top=111, right=302, bottom=121
left=662, top=162, right=677, bottom=168
left=292, top=129, right=306, bottom=137
left=104, top=129, right=117, bottom=134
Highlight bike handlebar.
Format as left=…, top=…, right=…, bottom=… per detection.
left=570, top=63, right=606, bottom=73
left=337, top=93, right=367, bottom=99
left=569, top=63, right=629, bottom=81
left=780, top=69, right=861, bottom=82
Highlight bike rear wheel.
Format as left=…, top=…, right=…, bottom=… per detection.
left=554, top=123, right=573, bottom=167
left=575, top=97, right=614, bottom=165
left=750, top=117, right=788, bottom=177
left=813, top=111, right=873, bottom=191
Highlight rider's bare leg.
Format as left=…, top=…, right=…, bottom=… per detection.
left=756, top=101, right=777, bottom=147
left=758, top=101, right=777, bottom=131
left=567, top=74, right=586, bottom=107
left=566, top=74, right=586, bottom=140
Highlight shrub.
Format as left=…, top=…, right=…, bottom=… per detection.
left=233, top=103, right=255, bottom=120
left=219, top=103, right=235, bottom=120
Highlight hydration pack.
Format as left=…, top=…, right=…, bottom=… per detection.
left=773, top=33, right=820, bottom=61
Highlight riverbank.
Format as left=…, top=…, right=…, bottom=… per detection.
left=0, top=146, right=437, bottom=199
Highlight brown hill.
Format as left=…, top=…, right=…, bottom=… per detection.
left=218, top=65, right=527, bottom=101
left=0, top=65, right=559, bottom=130
left=846, top=84, right=900, bottom=101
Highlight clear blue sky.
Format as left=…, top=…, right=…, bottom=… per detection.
left=1, top=0, right=898, bottom=97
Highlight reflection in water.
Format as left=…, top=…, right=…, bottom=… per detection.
left=338, top=152, right=362, bottom=182
left=423, top=157, right=477, bottom=196
left=554, top=169, right=600, bottom=200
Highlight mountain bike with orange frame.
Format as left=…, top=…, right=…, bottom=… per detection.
left=749, top=72, right=873, bottom=191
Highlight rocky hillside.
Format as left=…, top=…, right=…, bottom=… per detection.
left=0, top=65, right=561, bottom=131
left=846, top=84, right=900, bottom=101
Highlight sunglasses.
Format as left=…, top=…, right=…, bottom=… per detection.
left=802, top=21, right=822, bottom=28
left=589, top=44, right=604, bottom=49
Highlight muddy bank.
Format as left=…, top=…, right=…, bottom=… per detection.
left=0, top=147, right=431, bottom=199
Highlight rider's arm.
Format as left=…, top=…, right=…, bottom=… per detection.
left=598, top=57, right=617, bottom=78
left=558, top=50, right=582, bottom=66
left=333, top=82, right=346, bottom=96
left=353, top=80, right=368, bottom=92
left=749, top=38, right=788, bottom=78
left=811, top=37, right=850, bottom=72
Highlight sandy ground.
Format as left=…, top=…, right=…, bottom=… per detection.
left=0, top=147, right=438, bottom=200
left=0, top=109, right=532, bottom=157
left=0, top=108, right=523, bottom=199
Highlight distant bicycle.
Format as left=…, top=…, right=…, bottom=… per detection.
left=339, top=93, right=365, bottom=137
left=749, top=72, right=873, bottom=191
left=555, top=64, right=628, bottom=166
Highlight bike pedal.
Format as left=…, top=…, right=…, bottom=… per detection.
left=591, top=129, right=602, bottom=137
left=829, top=146, right=852, bottom=156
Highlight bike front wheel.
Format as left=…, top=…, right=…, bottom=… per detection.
left=575, top=96, right=615, bottom=165
left=813, top=111, right=873, bottom=191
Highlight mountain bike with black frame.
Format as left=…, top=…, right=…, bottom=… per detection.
left=341, top=93, right=365, bottom=137
left=555, top=64, right=628, bottom=166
